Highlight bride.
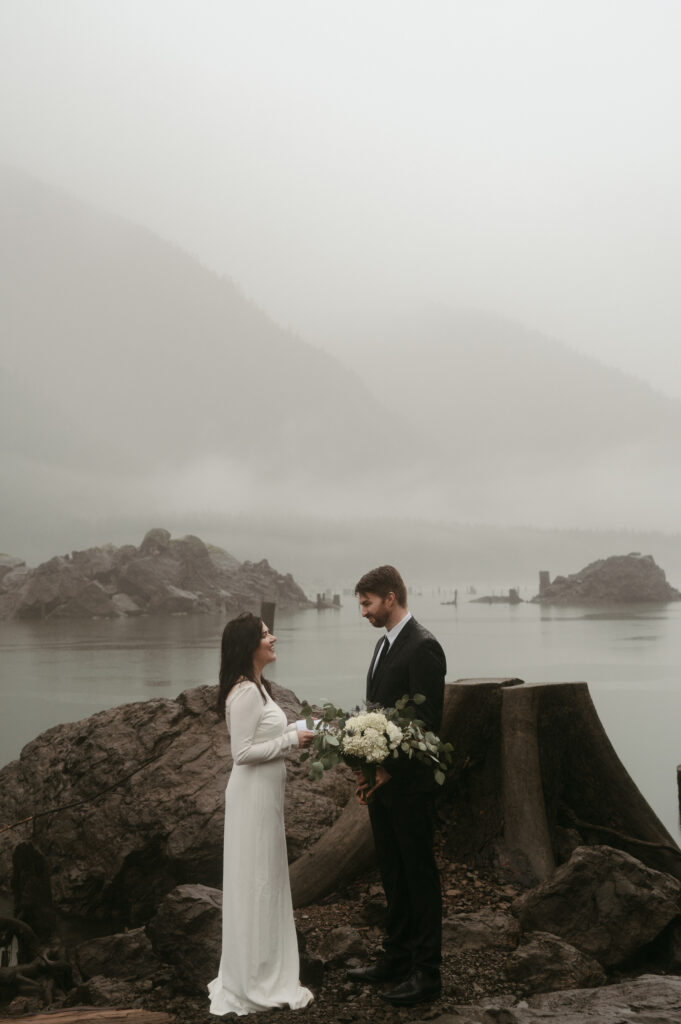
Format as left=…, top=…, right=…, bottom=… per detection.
left=208, top=612, right=315, bottom=1016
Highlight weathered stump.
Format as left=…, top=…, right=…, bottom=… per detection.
left=290, top=678, right=681, bottom=904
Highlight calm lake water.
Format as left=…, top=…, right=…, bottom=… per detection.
left=1, top=588, right=680, bottom=839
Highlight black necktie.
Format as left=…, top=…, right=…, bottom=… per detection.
left=373, top=635, right=390, bottom=676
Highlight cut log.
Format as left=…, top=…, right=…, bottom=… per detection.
left=290, top=795, right=375, bottom=907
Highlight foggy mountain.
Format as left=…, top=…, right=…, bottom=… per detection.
left=2, top=165, right=680, bottom=573
left=336, top=308, right=681, bottom=532
left=0, top=165, right=428, bottom=553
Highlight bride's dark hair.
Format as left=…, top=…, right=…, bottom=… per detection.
left=217, top=612, right=272, bottom=717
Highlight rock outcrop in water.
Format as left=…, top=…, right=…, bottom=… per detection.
left=0, top=528, right=311, bottom=620
left=534, top=553, right=681, bottom=605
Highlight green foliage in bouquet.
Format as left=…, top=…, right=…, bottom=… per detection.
left=298, top=694, right=453, bottom=788
left=298, top=700, right=348, bottom=782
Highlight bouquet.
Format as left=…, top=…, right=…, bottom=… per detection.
left=298, top=693, right=452, bottom=794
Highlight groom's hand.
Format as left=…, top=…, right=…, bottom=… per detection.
left=356, top=766, right=391, bottom=804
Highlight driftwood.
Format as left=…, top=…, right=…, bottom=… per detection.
left=289, top=794, right=375, bottom=906
left=4, top=1011, right=172, bottom=1024
left=290, top=677, right=681, bottom=905
left=0, top=916, right=71, bottom=1008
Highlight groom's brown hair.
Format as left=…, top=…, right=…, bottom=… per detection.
left=354, top=565, right=407, bottom=607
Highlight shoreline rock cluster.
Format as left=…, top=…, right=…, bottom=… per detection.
left=0, top=527, right=311, bottom=620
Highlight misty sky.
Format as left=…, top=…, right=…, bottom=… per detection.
left=2, top=0, right=681, bottom=398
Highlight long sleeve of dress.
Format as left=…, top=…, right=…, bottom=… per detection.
left=228, top=684, right=300, bottom=766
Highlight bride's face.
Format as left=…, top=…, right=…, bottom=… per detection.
left=253, top=622, right=277, bottom=672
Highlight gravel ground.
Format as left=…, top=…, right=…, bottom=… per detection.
left=142, top=846, right=524, bottom=1024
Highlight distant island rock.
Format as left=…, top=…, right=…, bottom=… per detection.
left=0, top=528, right=311, bottom=620
left=534, top=554, right=681, bottom=605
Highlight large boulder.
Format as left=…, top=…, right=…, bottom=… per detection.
left=74, top=927, right=161, bottom=980
left=49, top=580, right=119, bottom=618
left=0, top=528, right=312, bottom=619
left=0, top=682, right=353, bottom=927
left=512, top=845, right=681, bottom=966
left=535, top=553, right=680, bottom=604
left=146, top=883, right=222, bottom=995
left=504, top=930, right=606, bottom=992
left=443, top=908, right=520, bottom=951
left=446, top=974, right=681, bottom=1023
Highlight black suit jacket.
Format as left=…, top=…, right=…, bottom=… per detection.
left=366, top=617, right=446, bottom=795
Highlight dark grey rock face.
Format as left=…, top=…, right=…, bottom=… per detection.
left=74, top=927, right=161, bottom=980
left=0, top=527, right=311, bottom=619
left=146, top=884, right=222, bottom=995
left=534, top=553, right=681, bottom=604
left=0, top=682, right=353, bottom=927
left=443, top=909, right=520, bottom=951
left=512, top=845, right=681, bottom=967
left=444, top=974, right=681, bottom=1023
left=0, top=554, right=27, bottom=588
left=505, top=930, right=606, bottom=992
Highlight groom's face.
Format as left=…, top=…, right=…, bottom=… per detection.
left=358, top=591, right=394, bottom=629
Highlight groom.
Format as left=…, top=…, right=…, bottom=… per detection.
left=348, top=565, right=446, bottom=1007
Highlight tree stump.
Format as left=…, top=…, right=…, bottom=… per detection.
left=290, top=678, right=681, bottom=905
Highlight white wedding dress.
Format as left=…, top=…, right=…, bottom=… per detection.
left=208, top=681, right=313, bottom=1016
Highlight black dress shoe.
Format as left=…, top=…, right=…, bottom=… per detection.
left=378, top=969, right=442, bottom=1006
left=346, top=959, right=409, bottom=983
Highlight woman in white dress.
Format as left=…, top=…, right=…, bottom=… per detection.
left=208, top=612, right=315, bottom=1017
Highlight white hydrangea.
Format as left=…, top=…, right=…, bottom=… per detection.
left=342, top=712, right=391, bottom=763
left=345, top=711, right=389, bottom=733
left=386, top=721, right=404, bottom=749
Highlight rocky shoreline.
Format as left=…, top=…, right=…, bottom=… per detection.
left=0, top=528, right=311, bottom=621
left=2, top=680, right=681, bottom=1022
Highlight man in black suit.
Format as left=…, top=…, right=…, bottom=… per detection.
left=347, top=565, right=446, bottom=1007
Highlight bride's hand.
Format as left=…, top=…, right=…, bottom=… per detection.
left=298, top=730, right=315, bottom=749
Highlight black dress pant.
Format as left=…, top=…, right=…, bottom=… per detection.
left=368, top=787, right=442, bottom=975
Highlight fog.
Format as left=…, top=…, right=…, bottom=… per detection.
left=2, top=2, right=681, bottom=574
